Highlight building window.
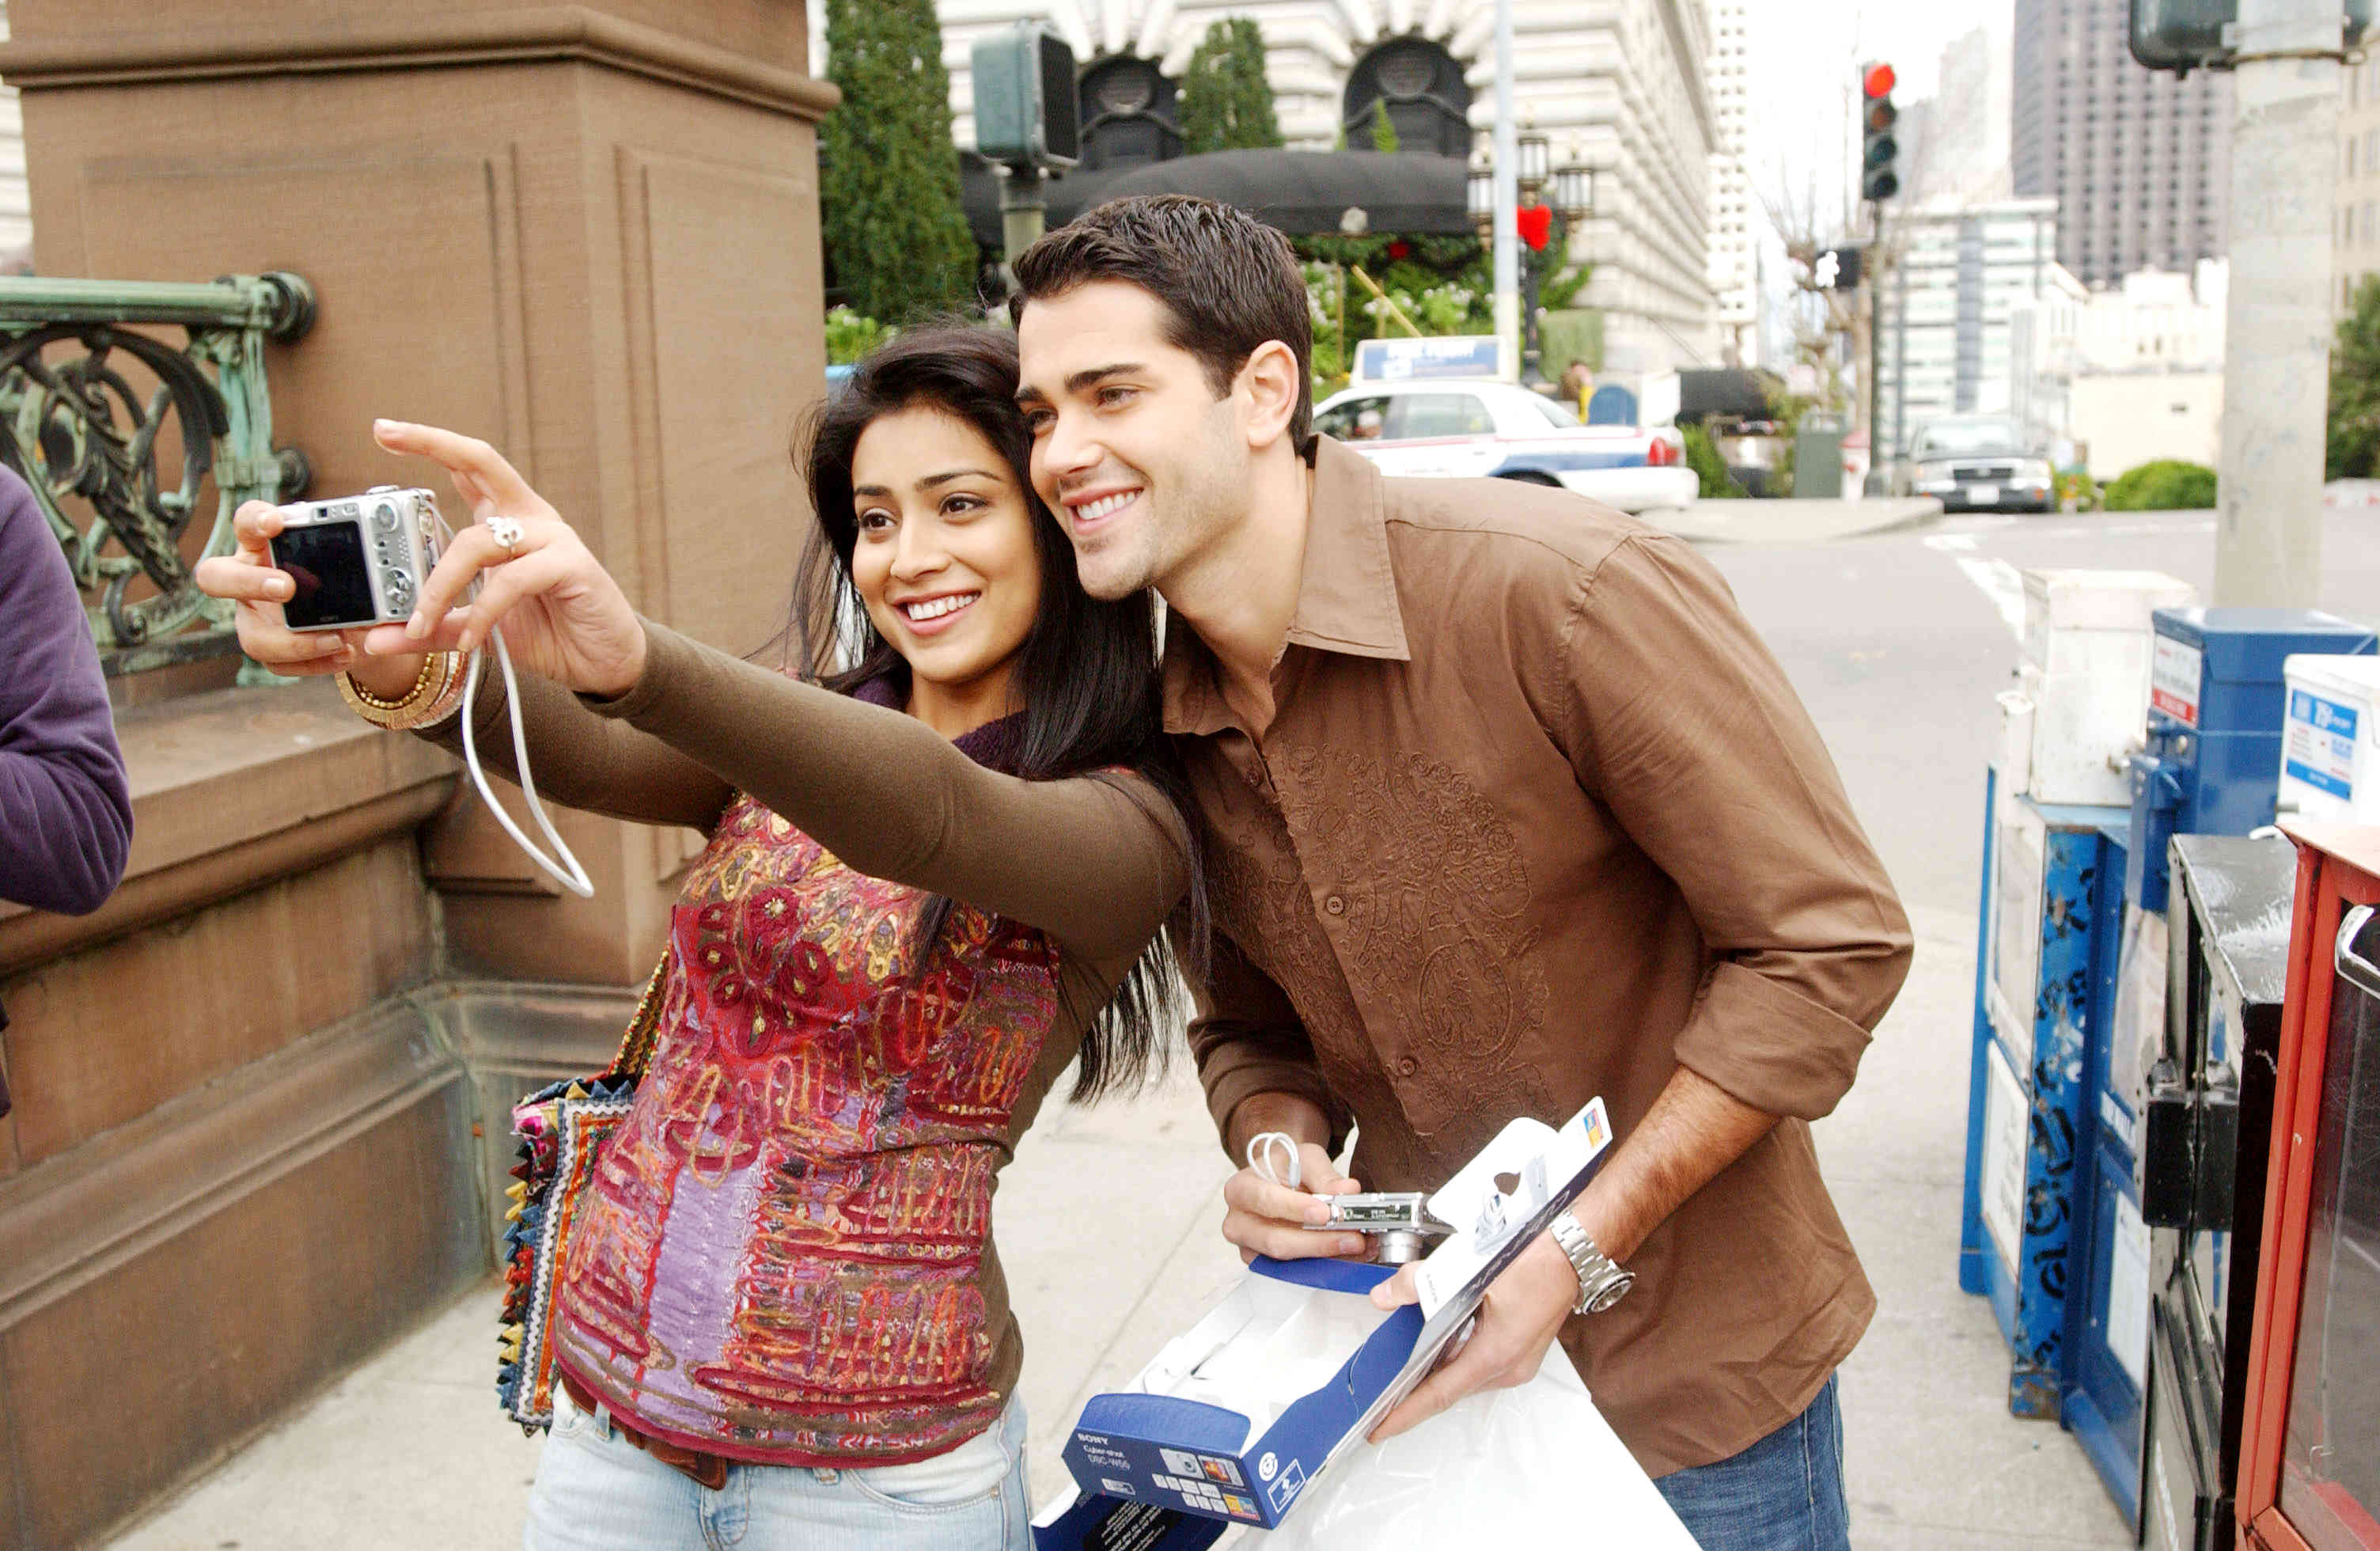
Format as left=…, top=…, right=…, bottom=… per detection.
left=1342, top=37, right=1472, bottom=157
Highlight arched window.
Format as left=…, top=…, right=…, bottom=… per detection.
left=1078, top=56, right=1182, bottom=172
left=1342, top=37, right=1472, bottom=157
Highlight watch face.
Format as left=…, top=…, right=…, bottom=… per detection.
left=1584, top=1271, right=1635, bottom=1314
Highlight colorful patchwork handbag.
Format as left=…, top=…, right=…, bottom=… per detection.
left=496, top=955, right=668, bottom=1432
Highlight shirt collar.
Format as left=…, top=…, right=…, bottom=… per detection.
left=1162, top=436, right=1412, bottom=738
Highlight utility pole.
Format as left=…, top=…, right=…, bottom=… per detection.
left=1865, top=213, right=1880, bottom=445
left=2216, top=0, right=2340, bottom=605
left=1491, top=0, right=1520, bottom=380
left=1000, top=167, right=1047, bottom=277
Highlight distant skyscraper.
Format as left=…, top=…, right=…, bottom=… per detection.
left=2334, top=55, right=2380, bottom=314
left=1921, top=25, right=2010, bottom=204
left=1707, top=1, right=1757, bottom=364
left=1874, top=199, right=2079, bottom=458
left=2012, top=0, right=2230, bottom=290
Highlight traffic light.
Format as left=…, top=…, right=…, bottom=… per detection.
left=2128, top=0, right=2232, bottom=69
left=2131, top=0, right=2370, bottom=71
left=972, top=21, right=1080, bottom=169
left=1861, top=63, right=1899, bottom=203
left=1815, top=245, right=1864, bottom=291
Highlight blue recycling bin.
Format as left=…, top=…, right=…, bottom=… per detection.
left=1958, top=771, right=2132, bottom=1417
left=2056, top=609, right=2375, bottom=1529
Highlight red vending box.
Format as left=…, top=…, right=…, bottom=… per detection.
left=2236, top=822, right=2380, bottom=1551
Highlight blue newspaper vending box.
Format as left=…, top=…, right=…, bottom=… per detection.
left=2125, top=609, right=2374, bottom=915
left=1959, top=770, right=2131, bottom=1417
left=2059, top=609, right=2374, bottom=1530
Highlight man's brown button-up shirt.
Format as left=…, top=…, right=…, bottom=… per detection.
left=1171, top=438, right=1913, bottom=1477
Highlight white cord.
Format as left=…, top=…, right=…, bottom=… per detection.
left=1246, top=1131, right=1302, bottom=1189
left=435, top=506, right=593, bottom=899
left=458, top=634, right=593, bottom=898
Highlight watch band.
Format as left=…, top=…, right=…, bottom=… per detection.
left=1549, top=1211, right=1637, bottom=1315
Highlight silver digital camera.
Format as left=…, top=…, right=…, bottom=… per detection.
left=1306, top=1192, right=1455, bottom=1265
left=267, top=486, right=444, bottom=631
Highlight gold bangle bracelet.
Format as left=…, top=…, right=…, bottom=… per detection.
left=339, top=651, right=460, bottom=730
left=409, top=658, right=470, bottom=730
left=344, top=651, right=438, bottom=712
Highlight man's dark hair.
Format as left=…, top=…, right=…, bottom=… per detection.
left=1009, top=195, right=1314, bottom=455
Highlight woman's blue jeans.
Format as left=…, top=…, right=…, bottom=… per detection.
left=523, top=1388, right=1031, bottom=1551
left=1652, top=1373, right=1851, bottom=1550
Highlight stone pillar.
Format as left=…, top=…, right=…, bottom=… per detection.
left=0, top=8, right=834, bottom=1546
left=4, top=0, right=837, bottom=988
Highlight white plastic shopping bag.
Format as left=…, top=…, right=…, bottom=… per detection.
left=1258, top=1347, right=1703, bottom=1549
left=1035, top=1102, right=1658, bottom=1549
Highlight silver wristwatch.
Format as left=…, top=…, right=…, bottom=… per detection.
left=1548, top=1211, right=1636, bottom=1315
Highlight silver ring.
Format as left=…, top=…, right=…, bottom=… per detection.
left=486, top=515, right=523, bottom=556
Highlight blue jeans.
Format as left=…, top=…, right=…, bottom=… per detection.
left=1653, top=1373, right=1850, bottom=1551
left=523, top=1387, right=1031, bottom=1551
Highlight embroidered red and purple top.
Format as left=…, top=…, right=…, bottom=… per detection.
left=434, top=622, right=1188, bottom=1466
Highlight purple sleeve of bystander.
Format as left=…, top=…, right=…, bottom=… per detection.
left=0, top=465, right=134, bottom=915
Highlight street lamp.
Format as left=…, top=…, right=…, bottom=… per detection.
left=1553, top=157, right=1594, bottom=228
left=1472, top=141, right=1594, bottom=385
left=1516, top=130, right=1552, bottom=192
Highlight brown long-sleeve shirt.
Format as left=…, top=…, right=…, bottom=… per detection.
left=1176, top=438, right=1913, bottom=1477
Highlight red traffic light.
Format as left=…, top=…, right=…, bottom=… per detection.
left=1863, top=62, right=1897, bottom=98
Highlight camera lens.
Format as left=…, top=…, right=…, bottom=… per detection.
left=372, top=501, right=402, bottom=535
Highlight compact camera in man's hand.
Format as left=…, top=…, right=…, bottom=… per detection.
left=266, top=486, right=443, bottom=631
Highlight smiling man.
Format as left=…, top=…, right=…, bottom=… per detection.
left=1009, top=195, right=1911, bottom=1549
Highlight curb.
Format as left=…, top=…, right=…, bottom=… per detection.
left=1653, top=497, right=1944, bottom=547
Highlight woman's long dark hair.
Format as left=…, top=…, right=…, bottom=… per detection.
left=786, top=322, right=1205, bottom=1102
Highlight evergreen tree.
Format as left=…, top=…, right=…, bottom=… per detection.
left=1179, top=19, right=1285, bottom=154
left=819, top=0, right=978, bottom=322
left=1370, top=103, right=1400, bottom=153
left=2329, top=273, right=2380, bottom=479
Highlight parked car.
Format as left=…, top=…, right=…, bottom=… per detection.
left=1313, top=380, right=1698, bottom=514
left=1906, top=415, right=2056, bottom=514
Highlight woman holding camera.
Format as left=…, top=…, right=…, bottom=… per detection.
left=197, top=327, right=1196, bottom=1550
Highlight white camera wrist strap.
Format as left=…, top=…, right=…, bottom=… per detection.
left=443, top=514, right=594, bottom=899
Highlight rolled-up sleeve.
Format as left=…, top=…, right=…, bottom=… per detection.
left=1552, top=533, right=1912, bottom=1121
left=1186, top=931, right=1355, bottom=1161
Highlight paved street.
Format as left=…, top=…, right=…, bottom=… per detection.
left=1715, top=504, right=2380, bottom=920
left=102, top=504, right=2379, bottom=1549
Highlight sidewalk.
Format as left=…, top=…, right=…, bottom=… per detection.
left=104, top=904, right=2128, bottom=1549
left=1649, top=495, right=1943, bottom=546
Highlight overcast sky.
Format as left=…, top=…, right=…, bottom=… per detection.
left=1747, top=0, right=2015, bottom=239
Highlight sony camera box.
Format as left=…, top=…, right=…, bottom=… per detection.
left=1032, top=1099, right=1615, bottom=1546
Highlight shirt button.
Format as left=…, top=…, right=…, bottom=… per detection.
left=1397, top=1056, right=1419, bottom=1078
left=1324, top=894, right=1347, bottom=916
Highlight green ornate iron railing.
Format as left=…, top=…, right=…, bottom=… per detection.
left=0, top=273, right=314, bottom=675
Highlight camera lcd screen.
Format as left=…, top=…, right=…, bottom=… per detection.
left=273, top=520, right=377, bottom=629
